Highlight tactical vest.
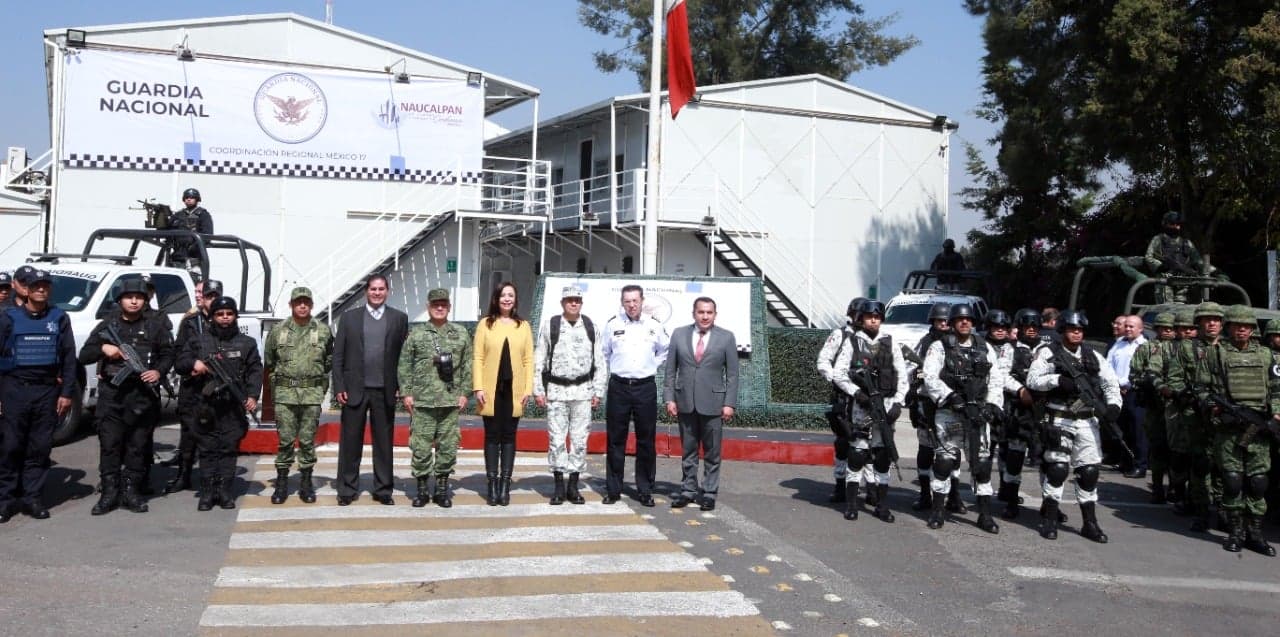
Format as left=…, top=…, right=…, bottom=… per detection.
left=177, top=206, right=207, bottom=232
left=1215, top=342, right=1272, bottom=409
left=915, top=328, right=944, bottom=360
left=543, top=315, right=596, bottom=385
left=1048, top=341, right=1102, bottom=401
left=849, top=332, right=897, bottom=393
left=1011, top=339, right=1036, bottom=384
left=100, top=315, right=155, bottom=380
left=1159, top=233, right=1193, bottom=269
left=0, top=306, right=65, bottom=371
left=938, top=334, right=992, bottom=399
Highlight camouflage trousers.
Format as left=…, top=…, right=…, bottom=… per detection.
left=274, top=403, right=321, bottom=470
left=410, top=407, right=460, bottom=478
left=1214, top=432, right=1272, bottom=517
left=1167, top=407, right=1220, bottom=511
left=547, top=399, right=591, bottom=474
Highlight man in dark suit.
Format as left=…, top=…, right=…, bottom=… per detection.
left=332, top=275, right=408, bottom=505
left=663, top=296, right=739, bottom=511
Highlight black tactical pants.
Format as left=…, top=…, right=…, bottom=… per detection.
left=96, top=383, right=160, bottom=481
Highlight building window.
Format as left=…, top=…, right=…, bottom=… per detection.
left=622, top=256, right=634, bottom=274
left=576, top=257, right=588, bottom=274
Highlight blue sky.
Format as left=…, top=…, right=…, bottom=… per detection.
left=0, top=0, right=994, bottom=241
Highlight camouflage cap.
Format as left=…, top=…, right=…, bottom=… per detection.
left=1223, top=304, right=1255, bottom=325
left=428, top=288, right=450, bottom=302
left=1193, top=301, right=1225, bottom=319
left=1265, top=318, right=1280, bottom=337
left=561, top=285, right=584, bottom=300
left=290, top=286, right=314, bottom=302
left=1152, top=312, right=1175, bottom=328
left=1173, top=307, right=1196, bottom=327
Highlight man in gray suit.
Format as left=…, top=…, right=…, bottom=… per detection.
left=332, top=275, right=409, bottom=506
left=663, top=296, right=739, bottom=511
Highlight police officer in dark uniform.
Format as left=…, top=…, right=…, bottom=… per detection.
left=79, top=279, right=175, bottom=515
left=175, top=296, right=261, bottom=511
left=0, top=272, right=12, bottom=307
left=169, top=187, right=215, bottom=277
left=164, top=279, right=222, bottom=494
left=0, top=268, right=76, bottom=522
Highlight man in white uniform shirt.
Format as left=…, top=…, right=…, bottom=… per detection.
left=1108, top=315, right=1148, bottom=478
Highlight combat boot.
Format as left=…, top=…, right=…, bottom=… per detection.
left=1039, top=499, right=1060, bottom=540
left=1223, top=510, right=1244, bottom=553
left=566, top=473, right=586, bottom=504
left=138, top=466, right=156, bottom=496
left=550, top=472, right=566, bottom=505
left=412, top=476, right=431, bottom=508
left=946, top=478, right=967, bottom=514
left=121, top=476, right=149, bottom=513
left=976, top=495, right=999, bottom=534
left=197, top=477, right=216, bottom=511
left=219, top=477, right=236, bottom=510
left=1190, top=506, right=1212, bottom=533
left=843, top=482, right=860, bottom=520
left=1149, top=471, right=1166, bottom=504
left=912, top=481, right=932, bottom=511
left=1215, top=506, right=1232, bottom=532
left=298, top=469, right=316, bottom=503
left=270, top=468, right=289, bottom=505
left=1243, top=514, right=1274, bottom=556
left=998, top=481, right=1020, bottom=520
left=434, top=474, right=452, bottom=508
left=91, top=475, right=120, bottom=516
left=164, top=456, right=193, bottom=494
left=873, top=484, right=894, bottom=523
left=927, top=489, right=946, bottom=529
left=829, top=478, right=847, bottom=503
left=864, top=480, right=880, bottom=508
left=1079, top=502, right=1108, bottom=543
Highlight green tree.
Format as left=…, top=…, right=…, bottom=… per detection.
left=577, top=0, right=918, bottom=87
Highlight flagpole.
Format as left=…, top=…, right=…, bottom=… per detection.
left=642, top=0, right=662, bottom=275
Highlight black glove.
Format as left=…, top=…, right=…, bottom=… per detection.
left=946, top=393, right=965, bottom=410
left=886, top=403, right=903, bottom=423
left=1104, top=404, right=1121, bottom=423
left=1057, top=375, right=1076, bottom=394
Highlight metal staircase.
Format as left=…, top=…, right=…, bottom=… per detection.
left=706, top=230, right=808, bottom=327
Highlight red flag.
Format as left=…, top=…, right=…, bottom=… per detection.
left=665, top=0, right=696, bottom=118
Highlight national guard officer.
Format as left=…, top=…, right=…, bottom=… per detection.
left=169, top=187, right=215, bottom=277
left=910, top=302, right=951, bottom=512
left=816, top=297, right=865, bottom=503
left=1158, top=306, right=1197, bottom=511
left=1165, top=302, right=1226, bottom=532
left=175, top=297, right=262, bottom=511
left=265, top=286, right=333, bottom=505
left=831, top=299, right=907, bottom=523
left=1130, top=312, right=1176, bottom=503
left=0, top=269, right=76, bottom=522
left=997, top=308, right=1045, bottom=520
left=534, top=286, right=607, bottom=506
left=1264, top=319, right=1280, bottom=353
left=79, top=279, right=174, bottom=515
left=1026, top=310, right=1122, bottom=542
left=165, top=279, right=222, bottom=494
left=398, top=288, right=472, bottom=508
left=1203, top=305, right=1277, bottom=555
left=922, top=303, right=1004, bottom=533
left=1144, top=212, right=1203, bottom=303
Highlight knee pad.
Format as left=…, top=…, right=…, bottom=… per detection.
left=972, top=459, right=993, bottom=484
left=932, top=453, right=958, bottom=478
left=916, top=447, right=933, bottom=469
left=1247, top=474, right=1269, bottom=498
left=1075, top=464, right=1101, bottom=491
left=1043, top=462, right=1070, bottom=488
left=1191, top=454, right=1212, bottom=477
left=847, top=447, right=871, bottom=470
left=1221, top=471, right=1245, bottom=499
left=1004, top=449, right=1026, bottom=475
left=872, top=448, right=892, bottom=474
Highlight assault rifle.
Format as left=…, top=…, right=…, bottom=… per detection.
left=1056, top=349, right=1136, bottom=465
left=103, top=323, right=160, bottom=398
left=948, top=373, right=999, bottom=478
left=849, top=363, right=901, bottom=479
left=1205, top=394, right=1280, bottom=448
left=199, top=344, right=261, bottom=426
left=137, top=199, right=172, bottom=229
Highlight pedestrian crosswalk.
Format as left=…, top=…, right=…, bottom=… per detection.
left=199, top=445, right=771, bottom=635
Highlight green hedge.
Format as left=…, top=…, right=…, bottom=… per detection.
left=767, top=326, right=832, bottom=404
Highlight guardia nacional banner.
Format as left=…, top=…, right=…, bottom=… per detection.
left=60, top=48, right=483, bottom=182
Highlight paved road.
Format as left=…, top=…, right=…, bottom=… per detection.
left=2, top=423, right=1278, bottom=636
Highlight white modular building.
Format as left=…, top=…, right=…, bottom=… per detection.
left=484, top=75, right=954, bottom=327
left=18, top=13, right=550, bottom=320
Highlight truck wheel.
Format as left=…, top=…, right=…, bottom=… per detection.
left=52, top=392, right=85, bottom=446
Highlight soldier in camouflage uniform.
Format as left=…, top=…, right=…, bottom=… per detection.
left=265, top=287, right=333, bottom=505
left=1164, top=302, right=1227, bottom=532
left=534, top=286, right=608, bottom=505
left=398, top=289, right=472, bottom=508
left=1264, top=319, right=1280, bottom=353
left=1158, top=307, right=1196, bottom=509
left=1203, top=305, right=1278, bottom=556
left=1144, top=212, right=1204, bottom=304
left=1130, top=312, right=1176, bottom=503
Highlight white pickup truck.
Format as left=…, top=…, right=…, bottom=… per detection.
left=9, top=228, right=275, bottom=444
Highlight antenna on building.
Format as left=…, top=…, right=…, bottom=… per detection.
left=325, top=0, right=333, bottom=24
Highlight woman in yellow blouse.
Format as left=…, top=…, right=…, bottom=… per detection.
left=472, top=281, right=534, bottom=506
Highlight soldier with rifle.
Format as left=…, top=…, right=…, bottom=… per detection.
left=1144, top=211, right=1204, bottom=303
left=1201, top=305, right=1278, bottom=556
left=164, top=279, right=222, bottom=495
left=922, top=303, right=1004, bottom=533
left=910, top=302, right=952, bottom=512
left=995, top=309, right=1047, bottom=520
left=1130, top=312, right=1177, bottom=503
left=175, top=296, right=262, bottom=511
left=1026, top=310, right=1123, bottom=543
left=79, top=280, right=174, bottom=515
left=832, top=299, right=907, bottom=523
left=816, top=297, right=866, bottom=504
left=1164, top=302, right=1228, bottom=532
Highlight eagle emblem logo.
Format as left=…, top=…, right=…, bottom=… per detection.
left=254, top=73, right=328, bottom=144
left=267, top=95, right=316, bottom=125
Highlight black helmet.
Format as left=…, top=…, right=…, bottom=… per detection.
left=846, top=296, right=868, bottom=319
left=928, top=302, right=951, bottom=322
left=857, top=299, right=886, bottom=317
left=183, top=187, right=201, bottom=202
left=1057, top=309, right=1088, bottom=332
left=114, top=278, right=148, bottom=301
left=942, top=238, right=956, bottom=250
left=1162, top=211, right=1181, bottom=226
left=985, top=309, right=1011, bottom=328
left=948, top=304, right=975, bottom=322
left=1013, top=308, right=1041, bottom=328
left=210, top=296, right=238, bottom=315
left=203, top=279, right=224, bottom=297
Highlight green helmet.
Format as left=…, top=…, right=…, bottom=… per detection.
left=1194, top=302, right=1225, bottom=319
left=1223, top=305, right=1255, bottom=326
left=1152, top=312, right=1175, bottom=328
left=1265, top=319, right=1280, bottom=336
left=1173, top=307, right=1195, bottom=327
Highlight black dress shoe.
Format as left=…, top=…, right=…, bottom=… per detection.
left=374, top=495, right=395, bottom=506
left=337, top=495, right=353, bottom=506
left=671, top=495, right=692, bottom=508
left=700, top=499, right=716, bottom=511
left=638, top=494, right=655, bottom=507
left=1123, top=468, right=1147, bottom=480
left=23, top=504, right=50, bottom=519
left=602, top=493, right=621, bottom=505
